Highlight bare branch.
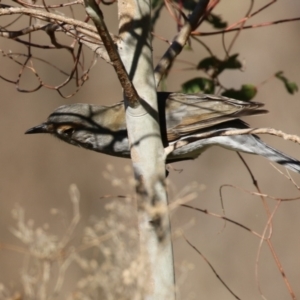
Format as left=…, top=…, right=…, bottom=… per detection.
left=154, top=0, right=209, bottom=86
left=216, top=128, right=300, bottom=144
left=83, top=0, right=139, bottom=107
left=0, top=7, right=96, bottom=31
left=183, top=234, right=241, bottom=300
left=166, top=127, right=300, bottom=156
left=194, top=17, right=300, bottom=37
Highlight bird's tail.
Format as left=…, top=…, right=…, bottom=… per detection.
left=219, top=134, right=300, bottom=174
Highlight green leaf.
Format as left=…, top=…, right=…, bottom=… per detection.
left=222, top=84, right=257, bottom=101
left=180, top=0, right=197, bottom=10
left=275, top=71, right=298, bottom=94
left=206, top=13, right=227, bottom=29
left=181, top=77, right=215, bottom=94
left=197, top=54, right=242, bottom=76
left=170, top=0, right=198, bottom=10
left=197, top=56, right=221, bottom=71
left=183, top=43, right=193, bottom=51
left=222, top=54, right=242, bottom=69
left=152, top=0, right=163, bottom=9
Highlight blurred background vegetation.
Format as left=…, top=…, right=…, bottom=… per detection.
left=0, top=1, right=300, bottom=299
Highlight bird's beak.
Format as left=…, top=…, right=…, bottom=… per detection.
left=25, top=123, right=50, bottom=134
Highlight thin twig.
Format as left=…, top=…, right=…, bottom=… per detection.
left=154, top=0, right=209, bottom=86
left=183, top=234, right=241, bottom=300
left=193, top=17, right=300, bottom=36
left=181, top=204, right=263, bottom=239
left=83, top=0, right=139, bottom=107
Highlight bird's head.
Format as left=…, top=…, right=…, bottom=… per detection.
left=25, top=103, right=127, bottom=153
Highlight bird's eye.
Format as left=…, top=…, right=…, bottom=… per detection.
left=63, top=127, right=75, bottom=136
left=57, top=126, right=75, bottom=136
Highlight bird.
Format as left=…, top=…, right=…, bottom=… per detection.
left=25, top=92, right=300, bottom=173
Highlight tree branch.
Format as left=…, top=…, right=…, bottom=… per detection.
left=154, top=0, right=209, bottom=86
left=83, top=0, right=139, bottom=107
left=165, top=127, right=300, bottom=156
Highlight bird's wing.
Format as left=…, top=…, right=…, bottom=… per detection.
left=164, top=93, right=268, bottom=141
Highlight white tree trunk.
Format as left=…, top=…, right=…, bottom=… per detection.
left=118, top=1, right=175, bottom=299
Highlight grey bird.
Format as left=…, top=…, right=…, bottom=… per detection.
left=25, top=92, right=300, bottom=173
